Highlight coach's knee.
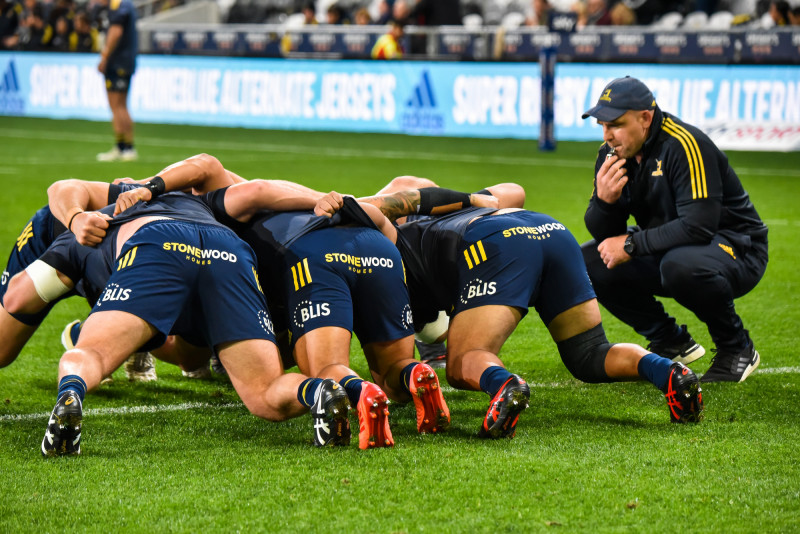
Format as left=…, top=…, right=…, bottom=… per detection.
left=556, top=324, right=613, bottom=384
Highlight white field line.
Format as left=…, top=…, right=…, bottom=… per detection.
left=3, top=366, right=799, bottom=422
left=2, top=128, right=799, bottom=176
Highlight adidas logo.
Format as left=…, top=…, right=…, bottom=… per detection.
left=0, top=60, right=24, bottom=114
left=406, top=71, right=437, bottom=109
left=0, top=60, right=20, bottom=93
left=402, top=71, right=443, bottom=132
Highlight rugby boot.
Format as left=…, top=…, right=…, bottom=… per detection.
left=124, top=352, right=157, bottom=382
left=664, top=362, right=704, bottom=423
left=356, top=382, right=394, bottom=450
left=478, top=374, right=530, bottom=439
left=311, top=379, right=351, bottom=447
left=41, top=391, right=83, bottom=457
left=647, top=325, right=705, bottom=366
left=408, top=363, right=450, bottom=434
left=416, top=339, right=447, bottom=369
left=701, top=341, right=760, bottom=383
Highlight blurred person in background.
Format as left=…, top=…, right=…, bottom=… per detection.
left=789, top=5, right=800, bottom=24
left=301, top=1, right=317, bottom=24
left=326, top=3, right=346, bottom=24
left=95, top=0, right=138, bottom=162
left=526, top=0, right=553, bottom=26
left=575, top=0, right=612, bottom=28
left=371, top=18, right=404, bottom=58
left=354, top=7, right=371, bottom=24
left=49, top=14, right=70, bottom=50
left=0, top=0, right=22, bottom=49
left=609, top=2, right=636, bottom=25
left=767, top=0, right=790, bottom=25
left=70, top=10, right=97, bottom=52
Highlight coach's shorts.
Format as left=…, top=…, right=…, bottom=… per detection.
left=453, top=211, right=596, bottom=325
left=1, top=206, right=70, bottom=325
left=105, top=65, right=133, bottom=93
left=92, top=220, right=275, bottom=350
left=284, top=226, right=413, bottom=346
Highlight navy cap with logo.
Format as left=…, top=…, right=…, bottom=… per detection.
left=581, top=76, right=656, bottom=122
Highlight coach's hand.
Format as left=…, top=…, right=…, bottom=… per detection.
left=595, top=153, right=628, bottom=204
left=70, top=211, right=113, bottom=247
left=314, top=191, right=344, bottom=217
left=469, top=193, right=499, bottom=209
left=114, top=188, right=153, bottom=216
left=597, top=235, right=631, bottom=269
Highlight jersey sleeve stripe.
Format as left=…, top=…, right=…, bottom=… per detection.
left=664, top=118, right=707, bottom=199
left=666, top=118, right=707, bottom=197
left=463, top=249, right=474, bottom=269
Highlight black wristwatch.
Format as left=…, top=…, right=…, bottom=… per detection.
left=623, top=234, right=637, bottom=256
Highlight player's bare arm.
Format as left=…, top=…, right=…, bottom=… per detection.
left=47, top=179, right=113, bottom=246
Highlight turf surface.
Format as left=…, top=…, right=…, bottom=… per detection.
left=1, top=117, right=798, bottom=532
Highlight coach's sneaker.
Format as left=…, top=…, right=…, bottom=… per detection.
left=124, top=352, right=157, bottom=382
left=118, top=148, right=138, bottom=162
left=41, top=391, right=83, bottom=457
left=97, top=146, right=137, bottom=162
left=409, top=363, right=450, bottom=434
left=311, top=379, right=351, bottom=447
left=647, top=325, right=705, bottom=366
left=663, top=362, right=703, bottom=423
left=60, top=320, right=82, bottom=350
left=356, top=382, right=394, bottom=450
left=701, top=341, right=760, bottom=383
left=478, top=374, right=530, bottom=439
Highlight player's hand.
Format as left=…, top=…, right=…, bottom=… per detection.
left=314, top=191, right=344, bottom=217
left=71, top=211, right=113, bottom=247
left=595, top=152, right=628, bottom=204
left=97, top=57, right=107, bottom=74
left=597, top=235, right=631, bottom=269
left=469, top=193, right=499, bottom=209
left=114, top=188, right=153, bottom=216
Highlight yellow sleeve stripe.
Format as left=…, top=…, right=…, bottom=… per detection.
left=303, top=258, right=312, bottom=284
left=663, top=118, right=707, bottom=199
left=476, top=240, right=487, bottom=262
left=291, top=264, right=300, bottom=290
left=463, top=249, right=473, bottom=270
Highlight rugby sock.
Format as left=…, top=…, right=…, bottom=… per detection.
left=480, top=366, right=514, bottom=396
left=58, top=375, right=87, bottom=402
left=637, top=353, right=673, bottom=392
left=400, top=362, right=420, bottom=393
left=297, top=378, right=323, bottom=407
left=340, top=375, right=364, bottom=407
left=69, top=321, right=82, bottom=346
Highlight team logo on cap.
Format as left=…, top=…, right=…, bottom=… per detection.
left=600, top=89, right=612, bottom=102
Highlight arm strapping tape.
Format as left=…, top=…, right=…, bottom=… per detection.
left=24, top=260, right=71, bottom=303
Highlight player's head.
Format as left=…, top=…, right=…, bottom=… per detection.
left=582, top=76, right=656, bottom=158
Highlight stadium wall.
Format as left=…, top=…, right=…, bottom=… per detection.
left=1, top=51, right=799, bottom=150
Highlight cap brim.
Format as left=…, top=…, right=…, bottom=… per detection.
left=581, top=105, right=626, bottom=122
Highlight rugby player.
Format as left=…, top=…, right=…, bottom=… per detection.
left=323, top=194, right=704, bottom=437
left=40, top=185, right=349, bottom=456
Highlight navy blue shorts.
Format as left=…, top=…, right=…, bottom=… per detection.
left=284, top=227, right=413, bottom=346
left=1, top=206, right=69, bottom=325
left=105, top=65, right=133, bottom=93
left=454, top=211, right=596, bottom=325
left=93, top=220, right=275, bottom=349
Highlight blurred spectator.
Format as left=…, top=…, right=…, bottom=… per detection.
left=619, top=0, right=668, bottom=25
left=14, top=4, right=53, bottom=50
left=575, top=0, right=612, bottom=27
left=693, top=0, right=720, bottom=15
left=50, top=14, right=69, bottom=50
left=48, top=0, right=75, bottom=30
left=768, top=0, right=790, bottom=25
left=789, top=5, right=800, bottom=25
left=375, top=0, right=392, bottom=24
left=326, top=3, right=346, bottom=24
left=354, top=7, right=371, bottom=24
left=371, top=18, right=404, bottom=58
left=392, top=0, right=410, bottom=23
left=408, top=0, right=461, bottom=26
left=609, top=1, right=636, bottom=24
left=70, top=10, right=97, bottom=52
left=526, top=0, right=552, bottom=26
left=301, top=1, right=317, bottom=24
left=0, top=0, right=22, bottom=50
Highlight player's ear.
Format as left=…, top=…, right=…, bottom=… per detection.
left=639, top=109, right=654, bottom=129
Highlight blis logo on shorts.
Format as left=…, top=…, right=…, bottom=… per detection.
left=257, top=309, right=274, bottom=335
left=401, top=304, right=413, bottom=330
left=459, top=278, right=496, bottom=305
left=292, top=299, right=331, bottom=328
left=1, top=270, right=8, bottom=286
left=96, top=282, right=132, bottom=307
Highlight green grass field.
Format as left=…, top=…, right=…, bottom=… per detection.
left=1, top=117, right=798, bottom=532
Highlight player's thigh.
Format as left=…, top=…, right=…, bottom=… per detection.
left=362, top=334, right=415, bottom=380
left=293, top=326, right=352, bottom=377
left=75, top=310, right=159, bottom=373
left=447, top=305, right=522, bottom=359
left=0, top=305, right=38, bottom=367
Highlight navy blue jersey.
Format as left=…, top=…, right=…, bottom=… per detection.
left=105, top=0, right=137, bottom=73
left=397, top=209, right=595, bottom=325
left=112, top=192, right=225, bottom=229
